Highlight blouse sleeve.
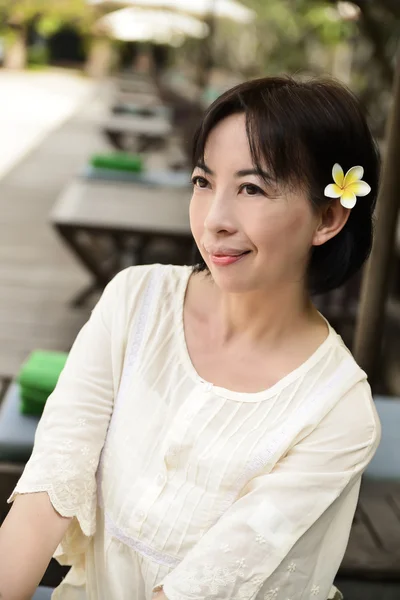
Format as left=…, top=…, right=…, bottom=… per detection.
left=8, top=268, right=130, bottom=556
left=155, top=382, right=381, bottom=600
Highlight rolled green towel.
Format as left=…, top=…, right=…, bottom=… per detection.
left=20, top=384, right=49, bottom=405
left=20, top=392, right=49, bottom=416
left=18, top=350, right=68, bottom=396
left=90, top=152, right=144, bottom=173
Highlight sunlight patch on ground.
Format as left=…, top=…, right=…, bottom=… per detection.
left=0, top=69, right=94, bottom=180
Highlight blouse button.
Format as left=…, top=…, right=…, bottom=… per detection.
left=136, top=510, right=146, bottom=521
left=156, top=473, right=166, bottom=487
left=201, top=380, right=213, bottom=392
left=168, top=445, right=179, bottom=456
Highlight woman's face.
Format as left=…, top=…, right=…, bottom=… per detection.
left=190, top=113, right=321, bottom=294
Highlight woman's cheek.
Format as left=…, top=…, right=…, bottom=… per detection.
left=189, top=196, right=204, bottom=240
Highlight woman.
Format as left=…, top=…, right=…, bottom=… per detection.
left=0, top=76, right=381, bottom=600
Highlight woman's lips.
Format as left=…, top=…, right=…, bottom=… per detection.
left=210, top=252, right=250, bottom=266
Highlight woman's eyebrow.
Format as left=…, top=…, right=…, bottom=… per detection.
left=195, top=162, right=274, bottom=182
left=235, top=168, right=275, bottom=181
left=195, top=161, right=213, bottom=174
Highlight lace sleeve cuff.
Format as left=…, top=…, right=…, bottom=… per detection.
left=8, top=476, right=97, bottom=564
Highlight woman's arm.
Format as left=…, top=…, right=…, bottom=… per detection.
left=152, top=381, right=380, bottom=600
left=0, top=492, right=71, bottom=600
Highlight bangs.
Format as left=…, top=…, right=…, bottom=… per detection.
left=192, top=78, right=310, bottom=191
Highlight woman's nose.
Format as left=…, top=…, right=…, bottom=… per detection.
left=203, top=193, right=237, bottom=235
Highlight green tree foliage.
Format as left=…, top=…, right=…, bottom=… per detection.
left=217, top=0, right=398, bottom=137
left=213, top=0, right=356, bottom=77
left=0, top=0, right=96, bottom=35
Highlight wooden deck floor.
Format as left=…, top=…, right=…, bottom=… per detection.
left=0, top=93, right=110, bottom=377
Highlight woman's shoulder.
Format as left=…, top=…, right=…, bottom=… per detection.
left=103, top=263, right=191, bottom=329
left=315, top=332, right=381, bottom=458
left=296, top=326, right=381, bottom=456
left=338, top=376, right=380, bottom=444
left=103, top=263, right=187, bottom=297
left=116, top=263, right=191, bottom=304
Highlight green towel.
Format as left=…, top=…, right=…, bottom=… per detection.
left=90, top=152, right=144, bottom=173
left=20, top=391, right=49, bottom=416
left=18, top=350, right=68, bottom=396
left=20, top=384, right=49, bottom=405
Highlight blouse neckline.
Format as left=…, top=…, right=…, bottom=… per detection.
left=175, top=265, right=337, bottom=402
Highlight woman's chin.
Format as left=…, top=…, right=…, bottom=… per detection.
left=208, top=268, right=258, bottom=294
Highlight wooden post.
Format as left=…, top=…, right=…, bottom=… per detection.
left=353, top=51, right=400, bottom=380
left=4, top=26, right=27, bottom=70
left=85, top=36, right=115, bottom=79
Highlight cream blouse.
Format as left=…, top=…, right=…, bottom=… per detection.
left=10, top=264, right=380, bottom=600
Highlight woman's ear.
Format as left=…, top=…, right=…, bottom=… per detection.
left=312, top=200, right=350, bottom=247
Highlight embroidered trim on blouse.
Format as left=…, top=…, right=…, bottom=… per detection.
left=98, top=264, right=164, bottom=495
left=105, top=512, right=181, bottom=568
left=110, top=264, right=163, bottom=424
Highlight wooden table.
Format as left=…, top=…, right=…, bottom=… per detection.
left=104, top=113, right=171, bottom=136
left=113, top=76, right=157, bottom=96
left=340, top=479, right=400, bottom=580
left=115, top=91, right=164, bottom=108
left=102, top=76, right=160, bottom=105
left=103, top=113, right=172, bottom=152
left=50, top=179, right=192, bottom=306
left=112, top=102, right=171, bottom=120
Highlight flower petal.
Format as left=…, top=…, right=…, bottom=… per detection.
left=346, top=180, right=371, bottom=197
left=332, top=163, right=344, bottom=187
left=344, top=166, right=364, bottom=186
left=340, top=189, right=357, bottom=209
left=324, top=183, right=343, bottom=198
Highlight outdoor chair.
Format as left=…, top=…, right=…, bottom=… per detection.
left=338, top=395, right=400, bottom=585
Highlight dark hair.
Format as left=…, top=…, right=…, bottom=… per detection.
left=191, top=76, right=380, bottom=295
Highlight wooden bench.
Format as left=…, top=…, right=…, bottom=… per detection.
left=341, top=480, right=400, bottom=579
left=0, top=382, right=40, bottom=463
left=32, top=588, right=54, bottom=600
left=340, top=397, right=400, bottom=581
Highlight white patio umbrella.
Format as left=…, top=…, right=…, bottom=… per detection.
left=94, top=7, right=209, bottom=45
left=88, top=0, right=255, bottom=24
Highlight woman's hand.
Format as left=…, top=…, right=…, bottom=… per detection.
left=152, top=590, right=168, bottom=600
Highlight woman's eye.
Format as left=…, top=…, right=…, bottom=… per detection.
left=241, top=184, right=263, bottom=196
left=192, top=176, right=209, bottom=189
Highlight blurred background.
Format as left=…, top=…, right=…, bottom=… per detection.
left=0, top=1, right=399, bottom=598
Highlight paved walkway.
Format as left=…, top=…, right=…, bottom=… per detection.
left=0, top=69, right=94, bottom=180
left=0, top=69, right=108, bottom=376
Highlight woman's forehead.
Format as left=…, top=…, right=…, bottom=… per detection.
left=203, top=115, right=253, bottom=166
left=202, top=124, right=280, bottom=181
left=206, top=113, right=248, bottom=144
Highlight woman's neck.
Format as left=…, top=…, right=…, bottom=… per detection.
left=195, top=274, right=323, bottom=349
